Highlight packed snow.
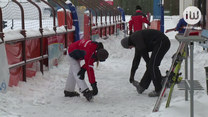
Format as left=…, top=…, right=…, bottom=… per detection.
left=1, top=16, right=208, bottom=117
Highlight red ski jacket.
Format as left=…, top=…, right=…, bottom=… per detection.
left=129, top=10, right=150, bottom=32
left=68, top=39, right=98, bottom=84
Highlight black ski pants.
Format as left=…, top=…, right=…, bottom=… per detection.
left=140, top=37, right=170, bottom=92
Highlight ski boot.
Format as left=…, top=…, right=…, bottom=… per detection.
left=132, top=80, right=145, bottom=94
left=64, top=90, right=80, bottom=97
left=82, top=88, right=93, bottom=101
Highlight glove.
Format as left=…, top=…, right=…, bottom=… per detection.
left=77, top=67, right=86, bottom=80
left=129, top=30, right=132, bottom=35
left=91, top=82, right=98, bottom=96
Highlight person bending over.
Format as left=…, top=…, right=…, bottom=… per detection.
left=121, top=29, right=170, bottom=97
left=64, top=39, right=109, bottom=101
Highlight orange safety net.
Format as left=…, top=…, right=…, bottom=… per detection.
left=149, top=20, right=160, bottom=31
left=5, top=39, right=48, bottom=86
left=57, top=10, right=74, bottom=44
left=26, top=39, right=41, bottom=78
left=84, top=13, right=91, bottom=40
left=5, top=42, right=23, bottom=86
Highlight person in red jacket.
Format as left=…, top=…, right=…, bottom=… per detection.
left=64, top=39, right=109, bottom=101
left=129, top=5, right=150, bottom=35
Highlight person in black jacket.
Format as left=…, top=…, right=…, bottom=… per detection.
left=121, top=29, right=171, bottom=97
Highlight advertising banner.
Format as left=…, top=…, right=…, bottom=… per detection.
left=48, top=35, right=64, bottom=68
left=92, top=28, right=99, bottom=41
left=0, top=43, right=10, bottom=93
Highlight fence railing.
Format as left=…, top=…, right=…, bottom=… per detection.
left=0, top=0, right=75, bottom=85
left=77, top=0, right=124, bottom=40
left=0, top=0, right=125, bottom=86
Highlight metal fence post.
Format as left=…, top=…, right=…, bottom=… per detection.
left=0, top=8, right=4, bottom=44
left=12, top=0, right=27, bottom=82
left=27, top=0, right=44, bottom=75
left=190, top=42, right=194, bottom=117
left=205, top=66, right=208, bottom=95
left=51, top=0, right=68, bottom=54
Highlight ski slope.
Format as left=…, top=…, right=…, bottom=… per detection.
left=1, top=16, right=208, bottom=117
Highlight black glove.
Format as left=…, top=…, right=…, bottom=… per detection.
left=77, top=67, right=86, bottom=80
left=129, top=30, right=132, bottom=35
left=91, top=82, right=98, bottom=96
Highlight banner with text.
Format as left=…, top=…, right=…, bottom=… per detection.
left=0, top=43, right=10, bottom=93
left=48, top=35, right=64, bottom=68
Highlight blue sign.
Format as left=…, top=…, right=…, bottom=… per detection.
left=153, top=0, right=161, bottom=19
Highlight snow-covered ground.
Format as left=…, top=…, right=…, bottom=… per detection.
left=1, top=16, right=208, bottom=117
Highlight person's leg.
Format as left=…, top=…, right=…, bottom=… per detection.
left=65, top=56, right=77, bottom=92
left=133, top=69, right=151, bottom=94
left=65, top=64, right=76, bottom=92
left=140, top=69, right=151, bottom=89
left=71, top=58, right=88, bottom=92
left=64, top=57, right=81, bottom=97
left=149, top=39, right=170, bottom=92
left=66, top=57, right=93, bottom=101
left=67, top=57, right=88, bottom=92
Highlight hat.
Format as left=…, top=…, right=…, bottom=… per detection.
left=97, top=49, right=109, bottom=62
left=121, top=37, right=129, bottom=48
left=97, top=42, right=104, bottom=50
left=136, top=5, right=142, bottom=10
left=66, top=0, right=72, bottom=4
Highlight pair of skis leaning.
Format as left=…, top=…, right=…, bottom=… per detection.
left=153, top=25, right=192, bottom=112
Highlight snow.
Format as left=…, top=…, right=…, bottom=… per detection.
left=4, top=29, right=25, bottom=41
left=1, top=16, right=208, bottom=117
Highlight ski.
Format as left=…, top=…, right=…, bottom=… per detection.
left=166, top=62, right=183, bottom=108
left=152, top=25, right=192, bottom=112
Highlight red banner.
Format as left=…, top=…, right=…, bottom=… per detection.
left=105, top=1, right=113, bottom=5
left=84, top=13, right=91, bottom=40
left=6, top=43, right=23, bottom=86
left=57, top=10, right=74, bottom=44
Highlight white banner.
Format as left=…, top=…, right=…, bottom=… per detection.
left=48, top=35, right=64, bottom=68
left=0, top=43, right=10, bottom=93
